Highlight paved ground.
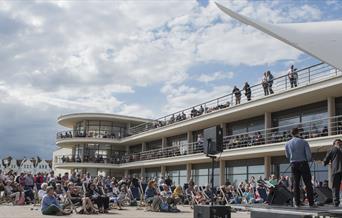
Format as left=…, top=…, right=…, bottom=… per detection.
left=0, top=205, right=250, bottom=218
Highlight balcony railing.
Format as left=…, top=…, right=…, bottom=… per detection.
left=56, top=130, right=123, bottom=140
left=128, top=63, right=341, bottom=135
left=55, top=115, right=342, bottom=166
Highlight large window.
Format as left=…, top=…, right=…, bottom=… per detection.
left=225, top=158, right=264, bottom=185
left=272, top=101, right=328, bottom=138
left=192, top=163, right=219, bottom=186
left=271, top=154, right=328, bottom=183
left=73, top=120, right=127, bottom=138
left=336, top=97, right=342, bottom=115
left=145, top=167, right=161, bottom=180
left=167, top=134, right=187, bottom=147
left=146, top=140, right=162, bottom=150
left=166, top=165, right=187, bottom=186
left=227, top=116, right=264, bottom=135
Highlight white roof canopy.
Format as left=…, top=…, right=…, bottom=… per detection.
left=216, top=3, right=342, bottom=71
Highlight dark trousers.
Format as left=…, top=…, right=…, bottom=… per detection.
left=42, top=204, right=60, bottom=215
left=290, top=78, right=297, bottom=88
left=332, top=172, right=342, bottom=205
left=94, top=196, right=109, bottom=210
left=291, top=161, right=314, bottom=206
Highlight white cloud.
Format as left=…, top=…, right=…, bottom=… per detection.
left=197, top=71, right=234, bottom=83
left=0, top=0, right=329, bottom=158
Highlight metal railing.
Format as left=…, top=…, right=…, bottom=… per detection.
left=56, top=130, right=124, bottom=140
left=55, top=115, right=342, bottom=165
left=129, top=63, right=341, bottom=135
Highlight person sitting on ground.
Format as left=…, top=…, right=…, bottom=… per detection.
left=87, top=182, right=109, bottom=213
left=172, top=185, right=184, bottom=204
left=160, top=184, right=179, bottom=210
left=232, top=86, right=241, bottom=105
left=144, top=180, right=160, bottom=211
left=41, top=186, right=71, bottom=216
left=243, top=82, right=252, bottom=101
left=38, top=183, right=48, bottom=201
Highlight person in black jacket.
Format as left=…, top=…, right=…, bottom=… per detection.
left=243, top=82, right=251, bottom=101
left=232, top=86, right=241, bottom=105
left=323, top=139, right=342, bottom=207
left=87, top=183, right=110, bottom=213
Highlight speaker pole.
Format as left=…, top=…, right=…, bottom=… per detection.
left=207, top=154, right=216, bottom=206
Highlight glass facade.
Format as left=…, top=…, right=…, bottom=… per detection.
left=225, top=158, right=264, bottom=185
left=227, top=116, right=264, bottom=135
left=145, top=167, right=161, bottom=180
left=166, top=134, right=187, bottom=147
left=73, top=120, right=127, bottom=138
left=192, top=163, right=219, bottom=186
left=271, top=154, right=328, bottom=183
left=146, top=140, right=162, bottom=150
left=271, top=101, right=328, bottom=139
left=166, top=165, right=187, bottom=186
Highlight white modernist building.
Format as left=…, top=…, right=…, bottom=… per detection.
left=53, top=5, right=342, bottom=186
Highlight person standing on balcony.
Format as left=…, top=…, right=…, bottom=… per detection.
left=288, top=65, right=298, bottom=88
left=323, top=139, right=342, bottom=207
left=285, top=128, right=316, bottom=208
left=267, top=70, right=274, bottom=94
left=262, top=72, right=269, bottom=96
left=243, top=82, right=251, bottom=101
left=232, top=86, right=241, bottom=105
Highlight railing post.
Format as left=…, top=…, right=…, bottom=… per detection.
left=285, top=76, right=287, bottom=90
left=308, top=68, right=311, bottom=84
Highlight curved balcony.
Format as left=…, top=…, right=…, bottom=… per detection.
left=128, top=63, right=341, bottom=135
left=54, top=115, right=342, bottom=168
left=56, top=130, right=122, bottom=146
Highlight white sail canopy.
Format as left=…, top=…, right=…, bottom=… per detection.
left=216, top=3, right=342, bottom=71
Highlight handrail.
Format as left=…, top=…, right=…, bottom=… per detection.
left=129, top=62, right=340, bottom=135
left=55, top=115, right=342, bottom=165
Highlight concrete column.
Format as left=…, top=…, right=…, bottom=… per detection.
left=186, top=163, right=192, bottom=183
left=187, top=131, right=193, bottom=143
left=220, top=123, right=227, bottom=137
left=162, top=137, right=167, bottom=148
left=161, top=165, right=166, bottom=178
left=187, top=131, right=193, bottom=154
left=264, top=156, right=271, bottom=179
left=124, top=169, right=129, bottom=178
left=140, top=167, right=145, bottom=178
left=328, top=97, right=336, bottom=135
left=219, top=159, right=225, bottom=186
left=142, top=142, right=146, bottom=152
left=265, top=112, right=272, bottom=143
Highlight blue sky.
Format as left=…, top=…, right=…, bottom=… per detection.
left=0, top=0, right=341, bottom=159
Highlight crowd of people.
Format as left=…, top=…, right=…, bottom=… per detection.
left=58, top=131, right=120, bottom=140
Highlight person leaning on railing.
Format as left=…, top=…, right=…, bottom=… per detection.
left=288, top=65, right=298, bottom=88
left=232, top=86, right=241, bottom=105
left=243, top=82, right=252, bottom=101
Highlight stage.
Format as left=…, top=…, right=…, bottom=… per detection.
left=230, top=204, right=342, bottom=218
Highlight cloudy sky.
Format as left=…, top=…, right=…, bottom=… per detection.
left=0, top=0, right=341, bottom=159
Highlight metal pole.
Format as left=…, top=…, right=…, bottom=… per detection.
left=211, top=156, right=215, bottom=206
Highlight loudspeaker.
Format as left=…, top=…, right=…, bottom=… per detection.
left=193, top=205, right=230, bottom=218
left=315, top=187, right=333, bottom=204
left=203, top=125, right=223, bottom=155
left=271, top=186, right=293, bottom=205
